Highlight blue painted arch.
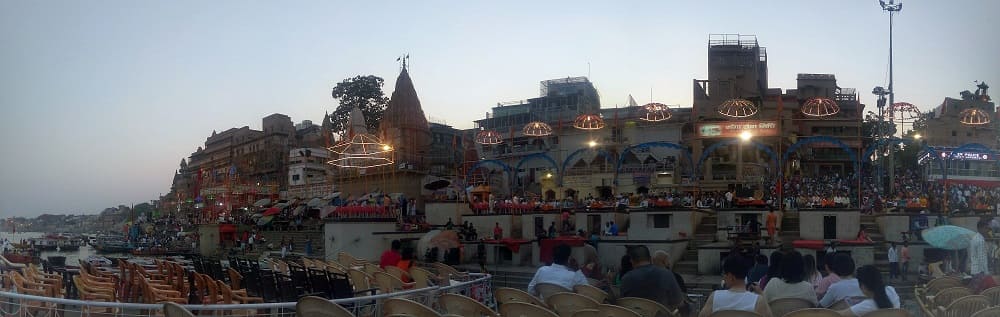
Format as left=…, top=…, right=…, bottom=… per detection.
left=615, top=141, right=694, bottom=178
left=514, top=152, right=559, bottom=185
left=465, top=159, right=513, bottom=182
left=696, top=139, right=778, bottom=176
left=781, top=136, right=859, bottom=177
left=561, top=147, right=614, bottom=175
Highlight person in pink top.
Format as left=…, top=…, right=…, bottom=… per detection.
left=815, top=253, right=841, bottom=298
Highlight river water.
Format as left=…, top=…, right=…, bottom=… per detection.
left=2, top=231, right=129, bottom=265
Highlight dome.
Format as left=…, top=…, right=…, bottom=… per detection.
left=717, top=98, right=758, bottom=118
left=960, top=108, right=991, bottom=125
left=801, top=97, right=840, bottom=117
left=523, top=121, right=553, bottom=137
left=639, top=103, right=672, bottom=122
left=573, top=114, right=605, bottom=130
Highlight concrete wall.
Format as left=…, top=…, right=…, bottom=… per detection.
left=426, top=202, right=471, bottom=226
left=950, top=216, right=988, bottom=232
left=574, top=212, right=623, bottom=235
left=698, top=247, right=779, bottom=275
left=876, top=214, right=949, bottom=242
left=799, top=211, right=859, bottom=240
left=523, top=213, right=561, bottom=239
left=464, top=214, right=516, bottom=240
left=324, top=221, right=397, bottom=261
left=628, top=211, right=695, bottom=240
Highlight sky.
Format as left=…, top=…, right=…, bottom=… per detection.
left=1, top=1, right=998, bottom=217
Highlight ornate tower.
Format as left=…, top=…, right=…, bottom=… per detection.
left=380, top=66, right=431, bottom=169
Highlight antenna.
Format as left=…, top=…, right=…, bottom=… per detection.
left=397, top=54, right=410, bottom=70
left=587, top=61, right=591, bottom=79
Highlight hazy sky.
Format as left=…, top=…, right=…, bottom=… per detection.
left=1, top=1, right=998, bottom=217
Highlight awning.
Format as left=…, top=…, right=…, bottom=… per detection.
left=257, top=216, right=275, bottom=226
left=323, top=192, right=341, bottom=200
left=274, top=202, right=289, bottom=209
left=321, top=206, right=337, bottom=218
left=292, top=206, right=306, bottom=216
left=219, top=224, right=237, bottom=233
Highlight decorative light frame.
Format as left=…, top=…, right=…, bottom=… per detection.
left=522, top=121, right=553, bottom=137
left=474, top=130, right=504, bottom=145
left=717, top=98, right=758, bottom=118
left=573, top=114, right=606, bottom=130
left=639, top=103, right=672, bottom=122
left=801, top=97, right=841, bottom=117
left=960, top=108, right=991, bottom=125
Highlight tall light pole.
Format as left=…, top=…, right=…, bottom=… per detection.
left=880, top=0, right=902, bottom=196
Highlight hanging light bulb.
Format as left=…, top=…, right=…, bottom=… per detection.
left=801, top=97, right=841, bottom=117
left=717, top=98, right=758, bottom=118
left=522, top=121, right=553, bottom=137
left=573, top=114, right=605, bottom=130
left=639, top=103, right=672, bottom=122
left=959, top=108, right=991, bottom=125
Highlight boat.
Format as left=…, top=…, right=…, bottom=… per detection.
left=92, top=235, right=133, bottom=253
left=2, top=249, right=37, bottom=265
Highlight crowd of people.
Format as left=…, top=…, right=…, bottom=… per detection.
left=523, top=244, right=906, bottom=316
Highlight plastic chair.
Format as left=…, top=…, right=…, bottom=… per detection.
left=384, top=265, right=410, bottom=281
left=384, top=298, right=442, bottom=317
left=934, top=287, right=973, bottom=307
left=501, top=302, right=560, bottom=317
left=547, top=292, right=600, bottom=317
left=163, top=302, right=195, bottom=317
left=783, top=308, right=841, bottom=317
left=295, top=296, right=356, bottom=317
left=924, top=277, right=963, bottom=296
left=937, top=295, right=989, bottom=317
left=439, top=293, right=500, bottom=317
left=970, top=306, right=1000, bottom=317
left=861, top=308, right=912, bottom=317
left=575, top=284, right=609, bottom=303
left=537, top=283, right=573, bottom=301
left=709, top=310, right=764, bottom=317
left=828, top=300, right=850, bottom=311
left=616, top=297, right=677, bottom=317
left=374, top=271, right=415, bottom=293
left=572, top=309, right=602, bottom=317
left=495, top=287, right=546, bottom=307
left=410, top=266, right=436, bottom=288
left=979, top=285, right=1000, bottom=306
left=768, top=298, right=815, bottom=317
left=597, top=304, right=642, bottom=317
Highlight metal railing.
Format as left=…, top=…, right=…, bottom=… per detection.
left=0, top=273, right=493, bottom=317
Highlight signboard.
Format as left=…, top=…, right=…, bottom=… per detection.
left=919, top=150, right=993, bottom=164
left=697, top=120, right=778, bottom=138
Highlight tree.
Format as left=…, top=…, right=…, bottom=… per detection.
left=329, top=75, right=389, bottom=136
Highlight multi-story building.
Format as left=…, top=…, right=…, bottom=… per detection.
left=689, top=34, right=864, bottom=193
left=286, top=147, right=334, bottom=198
left=919, top=84, right=998, bottom=183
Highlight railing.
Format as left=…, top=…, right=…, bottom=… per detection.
left=0, top=273, right=493, bottom=317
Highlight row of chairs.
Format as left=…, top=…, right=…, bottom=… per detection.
left=915, top=276, right=1000, bottom=317
left=163, top=293, right=490, bottom=317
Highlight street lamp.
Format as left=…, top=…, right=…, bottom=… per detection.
left=588, top=140, right=598, bottom=148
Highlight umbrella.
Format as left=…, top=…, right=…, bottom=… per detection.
left=250, top=213, right=263, bottom=219
left=424, top=179, right=450, bottom=190
left=320, top=206, right=337, bottom=218
left=253, top=199, right=271, bottom=207
left=274, top=202, right=289, bottom=209
left=923, top=225, right=978, bottom=250
left=323, top=192, right=341, bottom=200
left=262, top=207, right=281, bottom=217
left=307, top=198, right=325, bottom=207
left=257, top=215, right=275, bottom=226
left=323, top=192, right=340, bottom=200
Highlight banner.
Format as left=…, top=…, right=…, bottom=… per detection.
left=697, top=120, right=778, bottom=138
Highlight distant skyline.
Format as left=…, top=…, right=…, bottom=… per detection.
left=1, top=1, right=998, bottom=217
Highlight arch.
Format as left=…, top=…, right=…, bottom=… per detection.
left=781, top=136, right=859, bottom=176
left=561, top=147, right=613, bottom=175
left=616, top=141, right=694, bottom=177
left=695, top=139, right=778, bottom=176
left=465, top=159, right=513, bottom=182
left=514, top=153, right=559, bottom=174
left=862, top=137, right=944, bottom=172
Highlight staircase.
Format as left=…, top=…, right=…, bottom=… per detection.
left=258, top=230, right=325, bottom=256
left=861, top=214, right=889, bottom=272
left=674, top=212, right=717, bottom=276
left=779, top=211, right=800, bottom=243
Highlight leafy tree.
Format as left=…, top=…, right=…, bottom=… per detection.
left=329, top=75, right=389, bottom=136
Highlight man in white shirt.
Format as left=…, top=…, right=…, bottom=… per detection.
left=527, top=244, right=588, bottom=297
left=970, top=220, right=990, bottom=275
left=887, top=243, right=899, bottom=280
left=819, top=254, right=864, bottom=307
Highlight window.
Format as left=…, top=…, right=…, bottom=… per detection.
left=648, top=214, right=671, bottom=228
left=967, top=132, right=973, bottom=137
left=952, top=131, right=957, bottom=136
left=292, top=174, right=300, bottom=181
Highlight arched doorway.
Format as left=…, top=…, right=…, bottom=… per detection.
left=545, top=189, right=556, bottom=201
